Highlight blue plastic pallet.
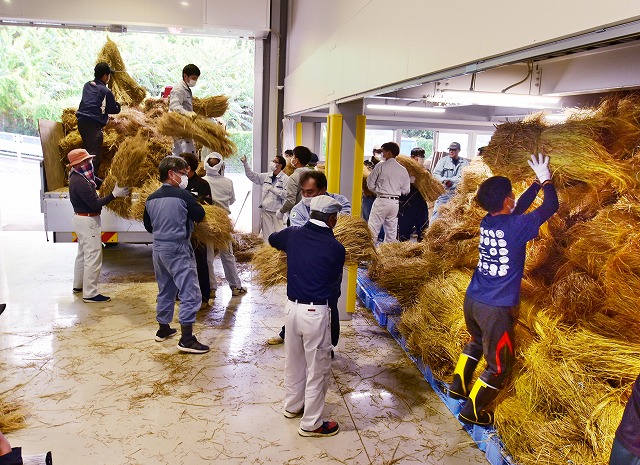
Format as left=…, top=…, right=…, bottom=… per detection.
left=357, top=273, right=517, bottom=465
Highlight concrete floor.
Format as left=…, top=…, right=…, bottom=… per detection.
left=0, top=157, right=486, bottom=465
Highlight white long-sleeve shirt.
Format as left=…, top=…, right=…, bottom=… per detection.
left=432, top=156, right=469, bottom=193
left=366, top=157, right=410, bottom=197
left=168, top=80, right=193, bottom=115
left=242, top=162, right=289, bottom=213
left=203, top=170, right=235, bottom=214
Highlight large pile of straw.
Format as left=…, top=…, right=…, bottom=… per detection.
left=97, top=37, right=146, bottom=107
left=369, top=92, right=640, bottom=464
left=232, top=232, right=264, bottom=262
left=251, top=245, right=288, bottom=290
left=193, top=96, right=229, bottom=118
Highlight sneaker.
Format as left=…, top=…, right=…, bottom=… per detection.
left=284, top=406, right=304, bottom=418
left=231, top=286, right=247, bottom=296
left=267, top=335, right=284, bottom=345
left=83, top=294, right=111, bottom=303
left=177, top=336, right=210, bottom=354
left=298, top=421, right=340, bottom=437
left=155, top=327, right=178, bottom=342
left=72, top=288, right=82, bottom=293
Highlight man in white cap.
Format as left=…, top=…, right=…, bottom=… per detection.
left=67, top=148, right=129, bottom=303
left=202, top=152, right=247, bottom=296
left=269, top=195, right=346, bottom=437
left=431, top=141, right=469, bottom=220
left=366, top=142, right=411, bottom=243
left=76, top=62, right=121, bottom=174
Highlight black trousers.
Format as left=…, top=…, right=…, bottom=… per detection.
left=77, top=119, right=104, bottom=172
left=192, top=242, right=210, bottom=302
left=398, top=195, right=429, bottom=241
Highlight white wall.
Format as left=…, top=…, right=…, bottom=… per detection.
left=284, top=0, right=640, bottom=114
left=0, top=0, right=270, bottom=33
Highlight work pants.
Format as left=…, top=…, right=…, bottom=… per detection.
left=73, top=215, right=102, bottom=299
left=398, top=196, right=429, bottom=241
left=77, top=119, right=104, bottom=172
left=172, top=138, right=196, bottom=157
left=207, top=241, right=241, bottom=289
left=192, top=241, right=210, bottom=302
left=361, top=195, right=375, bottom=222
left=260, top=210, right=284, bottom=241
left=368, top=197, right=399, bottom=243
left=284, top=299, right=332, bottom=431
left=462, top=294, right=515, bottom=389
left=153, top=240, right=200, bottom=326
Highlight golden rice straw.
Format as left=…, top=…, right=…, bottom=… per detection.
left=395, top=155, right=444, bottom=201
left=602, top=233, right=640, bottom=327
left=101, top=174, right=132, bottom=218
left=104, top=107, right=149, bottom=137
left=192, top=95, right=229, bottom=118
left=399, top=269, right=472, bottom=379
left=455, top=159, right=493, bottom=195
left=547, top=263, right=605, bottom=323
left=59, top=130, right=83, bottom=158
left=129, top=178, right=162, bottom=222
left=251, top=244, right=288, bottom=290
left=97, top=37, right=147, bottom=107
left=362, top=166, right=376, bottom=197
left=283, top=162, right=295, bottom=176
left=232, top=232, right=264, bottom=262
left=333, top=215, right=377, bottom=265
left=156, top=112, right=237, bottom=158
left=108, top=132, right=155, bottom=188
left=61, top=108, right=78, bottom=132
left=0, top=398, right=26, bottom=433
left=191, top=204, right=233, bottom=250
left=143, top=98, right=168, bottom=115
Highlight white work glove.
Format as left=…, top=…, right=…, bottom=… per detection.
left=527, top=153, right=551, bottom=183
left=112, top=182, right=130, bottom=198
left=263, top=185, right=274, bottom=194
left=240, top=155, right=248, bottom=165
left=275, top=210, right=284, bottom=221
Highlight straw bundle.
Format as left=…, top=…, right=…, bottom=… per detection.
left=601, top=234, right=640, bottom=327
left=129, top=178, right=162, bottom=222
left=0, top=398, right=26, bottom=433
left=143, top=98, right=168, bottom=116
left=192, top=95, right=229, bottom=118
left=547, top=265, right=605, bottom=323
left=59, top=130, right=83, bottom=156
left=191, top=204, right=234, bottom=250
left=232, top=232, right=264, bottom=262
left=97, top=37, right=146, bottom=107
left=156, top=112, right=237, bottom=158
left=455, top=159, right=493, bottom=195
left=251, top=245, right=288, bottom=290
left=283, top=162, right=295, bottom=176
left=396, top=155, right=445, bottom=201
left=61, top=108, right=78, bottom=132
left=101, top=174, right=132, bottom=219
left=333, top=215, right=377, bottom=265
left=104, top=107, right=149, bottom=137
left=399, top=269, right=472, bottom=379
left=362, top=166, right=376, bottom=197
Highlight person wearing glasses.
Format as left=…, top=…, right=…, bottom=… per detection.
left=431, top=142, right=469, bottom=221
left=143, top=156, right=209, bottom=354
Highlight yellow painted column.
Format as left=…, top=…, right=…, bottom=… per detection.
left=345, top=114, right=366, bottom=313
left=326, top=114, right=343, bottom=193
left=295, top=122, right=303, bottom=146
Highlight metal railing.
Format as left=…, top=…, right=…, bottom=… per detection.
left=0, top=132, right=43, bottom=160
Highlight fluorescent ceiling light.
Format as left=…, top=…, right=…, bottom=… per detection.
left=440, top=90, right=560, bottom=109
left=367, top=104, right=445, bottom=113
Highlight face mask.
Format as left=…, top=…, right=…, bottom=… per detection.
left=269, top=162, right=278, bottom=172
left=508, top=198, right=517, bottom=213
left=301, top=196, right=312, bottom=207
left=178, top=174, right=188, bottom=189
left=187, top=79, right=197, bottom=88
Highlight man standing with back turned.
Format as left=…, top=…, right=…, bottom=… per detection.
left=269, top=196, right=346, bottom=437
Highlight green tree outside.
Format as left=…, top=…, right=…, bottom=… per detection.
left=0, top=26, right=255, bottom=136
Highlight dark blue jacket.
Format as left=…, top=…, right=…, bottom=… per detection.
left=69, top=172, right=113, bottom=214
left=269, top=222, right=345, bottom=303
left=76, top=79, right=121, bottom=127
left=144, top=184, right=205, bottom=242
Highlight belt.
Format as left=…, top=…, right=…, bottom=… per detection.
left=288, top=298, right=328, bottom=306
left=75, top=212, right=100, bottom=217
left=378, top=195, right=399, bottom=200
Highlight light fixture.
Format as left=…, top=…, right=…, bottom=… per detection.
left=366, top=104, right=445, bottom=114
left=440, top=90, right=560, bottom=109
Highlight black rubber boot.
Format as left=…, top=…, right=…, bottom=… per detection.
left=449, top=353, right=479, bottom=400
left=458, top=379, right=499, bottom=426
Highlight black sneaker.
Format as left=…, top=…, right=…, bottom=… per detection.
left=83, top=294, right=111, bottom=303
left=155, top=327, right=178, bottom=342
left=177, top=336, right=210, bottom=354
